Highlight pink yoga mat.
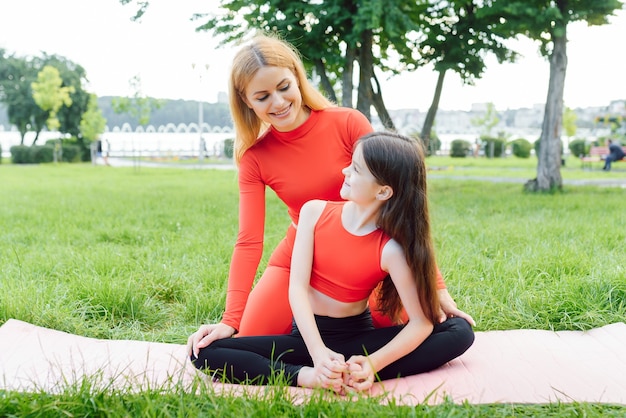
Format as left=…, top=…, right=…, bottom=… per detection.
left=1, top=319, right=625, bottom=405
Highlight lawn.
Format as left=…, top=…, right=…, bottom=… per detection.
left=0, top=161, right=625, bottom=416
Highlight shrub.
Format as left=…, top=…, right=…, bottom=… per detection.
left=31, top=145, right=55, bottom=163
left=10, top=145, right=31, bottom=164
left=223, top=138, right=234, bottom=159
left=510, top=138, right=532, bottom=158
left=534, top=138, right=565, bottom=158
left=481, top=136, right=505, bottom=158
left=421, top=135, right=441, bottom=157
left=569, top=138, right=589, bottom=158
left=450, top=139, right=472, bottom=157
left=61, top=145, right=82, bottom=162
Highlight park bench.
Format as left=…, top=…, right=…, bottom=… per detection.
left=580, top=146, right=626, bottom=169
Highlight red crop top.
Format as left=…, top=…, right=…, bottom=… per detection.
left=310, top=201, right=392, bottom=303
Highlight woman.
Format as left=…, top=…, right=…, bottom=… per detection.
left=190, top=132, right=474, bottom=392
left=188, top=34, right=474, bottom=353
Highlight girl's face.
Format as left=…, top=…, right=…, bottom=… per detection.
left=243, top=66, right=308, bottom=132
left=340, top=144, right=383, bottom=203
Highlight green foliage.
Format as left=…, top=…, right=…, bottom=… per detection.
left=563, top=107, right=578, bottom=138
left=112, top=75, right=164, bottom=127
left=481, top=136, right=505, bottom=158
left=223, top=138, right=234, bottom=159
left=0, top=51, right=89, bottom=145
left=43, top=139, right=82, bottom=163
left=425, top=136, right=442, bottom=157
left=9, top=143, right=73, bottom=164
left=31, top=65, right=75, bottom=131
left=0, top=51, right=47, bottom=144
left=510, top=138, right=532, bottom=158
left=569, top=138, right=590, bottom=158
left=450, top=139, right=471, bottom=157
left=30, top=145, right=55, bottom=163
left=471, top=103, right=500, bottom=138
left=9, top=145, right=30, bottom=163
left=80, top=94, right=106, bottom=142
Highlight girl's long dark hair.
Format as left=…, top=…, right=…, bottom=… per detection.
left=359, top=132, right=440, bottom=325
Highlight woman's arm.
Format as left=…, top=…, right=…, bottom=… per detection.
left=221, top=157, right=267, bottom=331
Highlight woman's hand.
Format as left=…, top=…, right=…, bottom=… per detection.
left=187, top=322, right=236, bottom=358
left=344, top=355, right=376, bottom=392
left=438, top=288, right=476, bottom=326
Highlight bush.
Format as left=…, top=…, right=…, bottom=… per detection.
left=223, top=138, right=234, bottom=159
left=450, top=139, right=472, bottom=157
left=569, top=138, right=589, bottom=158
left=510, top=138, right=532, bottom=158
left=9, top=145, right=56, bottom=164
left=421, top=136, right=441, bottom=157
left=10, top=145, right=31, bottom=164
left=481, top=136, right=505, bottom=158
left=61, top=145, right=82, bottom=162
left=31, top=145, right=55, bottom=163
left=534, top=138, right=564, bottom=158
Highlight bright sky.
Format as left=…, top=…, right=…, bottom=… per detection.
left=1, top=0, right=624, bottom=112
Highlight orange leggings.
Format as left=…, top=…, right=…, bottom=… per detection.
left=237, top=225, right=424, bottom=336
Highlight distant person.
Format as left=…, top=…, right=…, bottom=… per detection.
left=190, top=132, right=474, bottom=392
left=95, top=139, right=110, bottom=166
left=603, top=139, right=625, bottom=171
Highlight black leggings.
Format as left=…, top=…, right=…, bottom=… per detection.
left=191, top=311, right=474, bottom=386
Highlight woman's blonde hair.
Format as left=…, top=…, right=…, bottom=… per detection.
left=229, top=33, right=333, bottom=162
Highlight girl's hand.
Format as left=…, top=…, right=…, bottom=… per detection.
left=344, top=355, right=376, bottom=392
left=298, top=348, right=347, bottom=392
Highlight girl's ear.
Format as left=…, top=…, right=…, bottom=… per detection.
left=376, top=185, right=393, bottom=201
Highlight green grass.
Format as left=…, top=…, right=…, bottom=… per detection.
left=1, top=162, right=625, bottom=416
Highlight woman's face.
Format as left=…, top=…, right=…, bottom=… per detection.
left=243, top=66, right=308, bottom=132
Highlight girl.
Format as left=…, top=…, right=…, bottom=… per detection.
left=190, top=132, right=474, bottom=392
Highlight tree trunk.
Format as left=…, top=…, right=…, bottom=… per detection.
left=31, top=130, right=41, bottom=146
left=313, top=59, right=337, bottom=103
left=420, top=69, right=446, bottom=148
left=356, top=29, right=373, bottom=120
left=525, top=32, right=567, bottom=192
left=342, top=44, right=356, bottom=108
left=370, top=72, right=395, bottom=130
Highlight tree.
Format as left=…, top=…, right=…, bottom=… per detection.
left=38, top=54, right=91, bottom=139
left=0, top=51, right=90, bottom=145
left=80, top=93, right=107, bottom=143
left=417, top=1, right=516, bottom=146
left=31, top=65, right=75, bottom=133
left=562, top=106, right=578, bottom=153
left=112, top=75, right=163, bottom=127
left=490, top=0, right=623, bottom=192
left=0, top=51, right=47, bottom=144
left=471, top=102, right=500, bottom=138
left=192, top=0, right=436, bottom=130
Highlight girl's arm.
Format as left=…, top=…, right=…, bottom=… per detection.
left=347, top=239, right=433, bottom=390
left=289, top=200, right=347, bottom=390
